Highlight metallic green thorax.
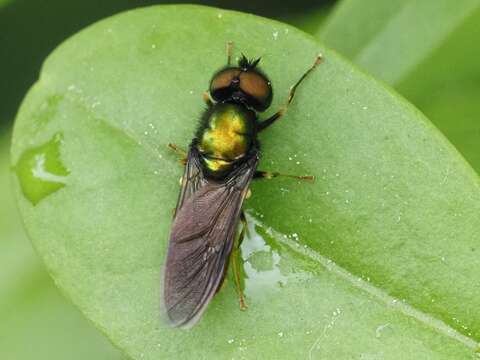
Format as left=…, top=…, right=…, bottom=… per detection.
left=197, top=103, right=256, bottom=174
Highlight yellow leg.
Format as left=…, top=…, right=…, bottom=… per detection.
left=232, top=211, right=248, bottom=310
left=226, top=41, right=234, bottom=65
left=258, top=54, right=322, bottom=131
left=167, top=143, right=187, bottom=165
left=254, top=170, right=315, bottom=182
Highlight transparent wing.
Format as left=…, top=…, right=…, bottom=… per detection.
left=174, top=146, right=207, bottom=213
left=164, top=149, right=258, bottom=327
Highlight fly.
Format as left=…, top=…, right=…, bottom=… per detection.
left=163, top=42, right=322, bottom=328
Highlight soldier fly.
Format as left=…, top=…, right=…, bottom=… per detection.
left=163, top=42, right=322, bottom=328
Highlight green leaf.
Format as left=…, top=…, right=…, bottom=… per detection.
left=11, top=5, right=480, bottom=358
left=0, top=133, right=124, bottom=360
left=318, top=0, right=480, bottom=85
left=318, top=1, right=480, bottom=174
left=396, top=8, right=480, bottom=173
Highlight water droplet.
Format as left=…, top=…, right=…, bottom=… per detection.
left=240, top=218, right=288, bottom=298
left=14, top=132, right=69, bottom=205
left=277, top=331, right=283, bottom=337
left=272, top=31, right=279, bottom=40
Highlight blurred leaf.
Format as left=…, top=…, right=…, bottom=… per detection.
left=0, top=132, right=125, bottom=360
left=318, top=0, right=480, bottom=84
left=278, top=2, right=336, bottom=34
left=397, top=8, right=480, bottom=173
left=317, top=1, right=480, bottom=174
left=10, top=5, right=480, bottom=359
left=0, top=0, right=12, bottom=8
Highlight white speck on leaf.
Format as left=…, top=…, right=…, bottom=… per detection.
left=375, top=323, right=390, bottom=338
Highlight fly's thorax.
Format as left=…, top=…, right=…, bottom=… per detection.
left=197, top=103, right=256, bottom=173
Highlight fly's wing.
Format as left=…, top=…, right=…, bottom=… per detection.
left=174, top=146, right=207, bottom=212
left=164, top=149, right=258, bottom=328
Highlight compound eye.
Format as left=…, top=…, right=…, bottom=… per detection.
left=210, top=68, right=241, bottom=94
left=239, top=71, right=272, bottom=110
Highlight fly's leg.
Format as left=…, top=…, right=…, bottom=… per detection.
left=226, top=40, right=234, bottom=65
left=254, top=170, right=314, bottom=182
left=167, top=143, right=187, bottom=165
left=201, top=41, right=235, bottom=107
left=203, top=91, right=213, bottom=107
left=168, top=143, right=187, bottom=217
left=258, top=54, right=322, bottom=131
left=232, top=210, right=248, bottom=310
left=167, top=143, right=187, bottom=158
